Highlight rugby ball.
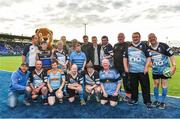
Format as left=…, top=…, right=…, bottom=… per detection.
left=163, top=67, right=172, bottom=77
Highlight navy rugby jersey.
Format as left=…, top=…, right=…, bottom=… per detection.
left=66, top=73, right=83, bottom=85
left=29, top=69, right=47, bottom=88
left=37, top=50, right=52, bottom=69
left=85, top=71, right=100, bottom=86
left=149, top=42, right=174, bottom=75
left=53, top=50, right=69, bottom=65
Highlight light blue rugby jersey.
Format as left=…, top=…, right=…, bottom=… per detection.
left=124, top=42, right=149, bottom=73
left=99, top=69, right=121, bottom=95
left=47, top=69, right=65, bottom=90
left=69, top=51, right=86, bottom=70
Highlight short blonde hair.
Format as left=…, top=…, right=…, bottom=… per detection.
left=56, top=40, right=64, bottom=47
left=71, top=39, right=78, bottom=47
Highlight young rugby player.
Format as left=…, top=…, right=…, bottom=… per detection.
left=47, top=60, right=65, bottom=105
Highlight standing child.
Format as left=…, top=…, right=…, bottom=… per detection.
left=37, top=41, right=52, bottom=71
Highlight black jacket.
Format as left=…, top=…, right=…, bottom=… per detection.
left=101, top=43, right=113, bottom=57
left=81, top=42, right=94, bottom=63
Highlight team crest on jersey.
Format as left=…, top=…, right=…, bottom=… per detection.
left=158, top=47, right=161, bottom=52
left=139, top=45, right=142, bottom=49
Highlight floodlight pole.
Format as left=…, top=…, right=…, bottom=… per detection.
left=84, top=23, right=87, bottom=35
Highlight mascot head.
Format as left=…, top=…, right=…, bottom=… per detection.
left=35, top=28, right=53, bottom=50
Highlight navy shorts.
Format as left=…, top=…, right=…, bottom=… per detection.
left=66, top=87, right=76, bottom=98
left=153, top=74, right=171, bottom=80
left=101, top=95, right=118, bottom=102
left=48, top=89, right=58, bottom=97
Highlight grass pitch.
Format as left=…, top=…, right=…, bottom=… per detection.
left=0, top=56, right=180, bottom=96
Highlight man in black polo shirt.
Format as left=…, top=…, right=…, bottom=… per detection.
left=113, top=33, right=131, bottom=101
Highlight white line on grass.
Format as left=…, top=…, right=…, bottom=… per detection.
left=0, top=70, right=13, bottom=73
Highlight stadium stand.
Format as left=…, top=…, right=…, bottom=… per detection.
left=0, top=34, right=31, bottom=55
left=172, top=47, right=180, bottom=55
left=0, top=34, right=180, bottom=56
left=0, top=41, right=30, bottom=55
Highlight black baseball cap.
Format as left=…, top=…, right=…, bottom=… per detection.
left=41, top=41, right=47, bottom=45
left=21, top=63, right=29, bottom=67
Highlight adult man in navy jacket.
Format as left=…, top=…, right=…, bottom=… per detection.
left=7, top=63, right=32, bottom=108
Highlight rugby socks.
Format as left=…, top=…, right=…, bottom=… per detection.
left=162, top=88, right=167, bottom=103
left=154, top=87, right=159, bottom=101
left=79, top=90, right=84, bottom=100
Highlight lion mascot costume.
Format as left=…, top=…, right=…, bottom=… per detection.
left=35, top=28, right=53, bottom=50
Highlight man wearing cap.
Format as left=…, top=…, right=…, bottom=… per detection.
left=7, top=63, right=32, bottom=108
